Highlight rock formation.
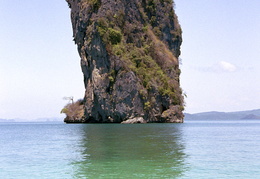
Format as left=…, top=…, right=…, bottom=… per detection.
left=65, top=0, right=184, bottom=123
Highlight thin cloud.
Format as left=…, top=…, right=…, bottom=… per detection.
left=195, top=61, right=238, bottom=73
left=215, top=61, right=237, bottom=72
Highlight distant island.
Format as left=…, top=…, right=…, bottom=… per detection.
left=0, top=118, right=63, bottom=123
left=0, top=119, right=15, bottom=122
left=184, top=109, right=260, bottom=120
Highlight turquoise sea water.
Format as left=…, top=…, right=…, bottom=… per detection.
left=0, top=120, right=259, bottom=178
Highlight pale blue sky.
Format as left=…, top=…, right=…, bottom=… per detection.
left=175, top=0, right=260, bottom=113
left=0, top=1, right=259, bottom=120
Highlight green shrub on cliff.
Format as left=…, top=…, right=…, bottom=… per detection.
left=108, top=28, right=122, bottom=45
left=97, top=19, right=122, bottom=45
left=82, top=0, right=101, bottom=11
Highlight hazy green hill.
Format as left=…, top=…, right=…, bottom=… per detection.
left=185, top=109, right=260, bottom=120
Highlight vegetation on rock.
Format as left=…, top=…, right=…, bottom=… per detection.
left=65, top=0, right=184, bottom=123
left=61, top=99, right=84, bottom=122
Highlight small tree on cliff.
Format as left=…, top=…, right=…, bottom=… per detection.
left=61, top=99, right=84, bottom=121
left=63, top=96, right=74, bottom=104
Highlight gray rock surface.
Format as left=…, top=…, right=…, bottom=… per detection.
left=65, top=0, right=184, bottom=123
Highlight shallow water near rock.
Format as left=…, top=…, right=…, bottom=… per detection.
left=0, top=120, right=259, bottom=178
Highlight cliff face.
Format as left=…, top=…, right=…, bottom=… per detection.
left=65, top=0, right=184, bottom=123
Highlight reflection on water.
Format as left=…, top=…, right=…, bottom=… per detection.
left=70, top=124, right=188, bottom=178
left=1, top=121, right=259, bottom=178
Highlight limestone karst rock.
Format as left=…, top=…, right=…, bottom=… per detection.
left=65, top=0, right=184, bottom=123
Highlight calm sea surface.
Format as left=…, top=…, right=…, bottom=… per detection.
left=0, top=120, right=259, bottom=179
